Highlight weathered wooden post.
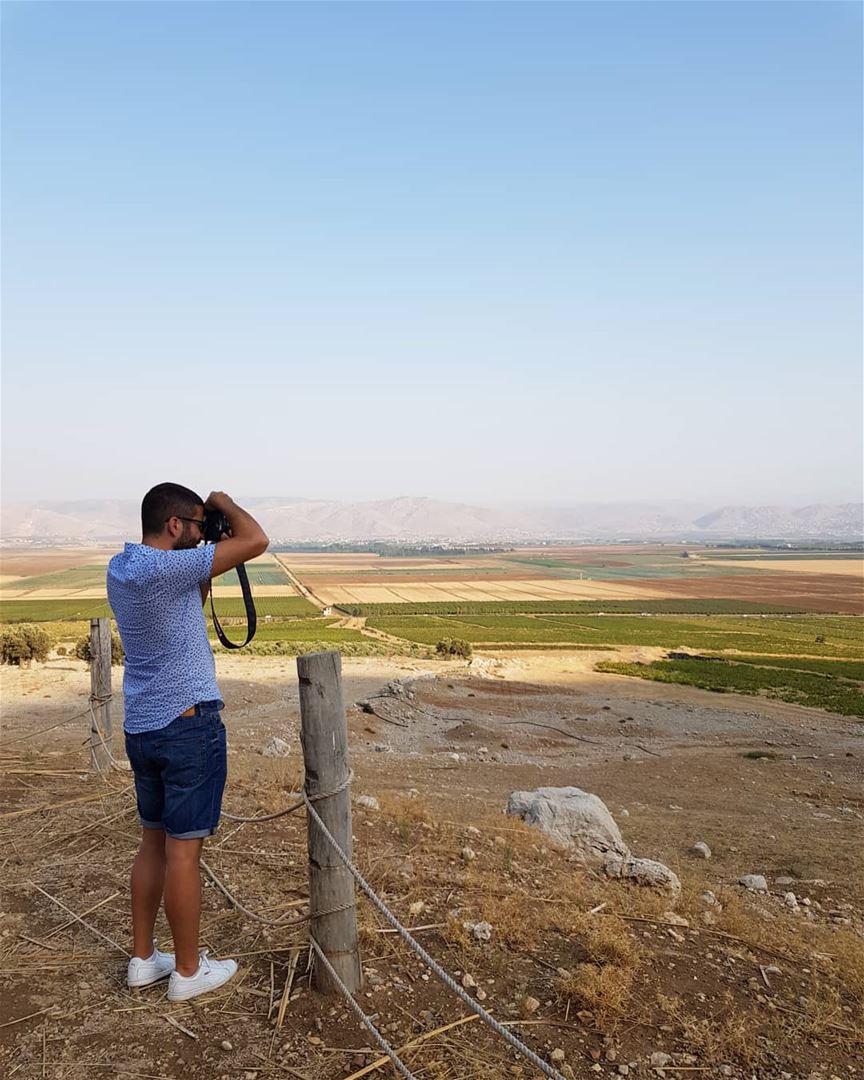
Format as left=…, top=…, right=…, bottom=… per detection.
left=297, top=650, right=362, bottom=994
left=89, top=617, right=113, bottom=772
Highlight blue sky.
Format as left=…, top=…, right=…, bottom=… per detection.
left=2, top=1, right=861, bottom=506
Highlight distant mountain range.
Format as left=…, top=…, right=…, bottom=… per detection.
left=1, top=497, right=861, bottom=543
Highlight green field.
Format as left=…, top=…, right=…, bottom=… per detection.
left=4, top=566, right=109, bottom=591
left=214, top=563, right=294, bottom=587
left=596, top=656, right=864, bottom=718
left=698, top=654, right=864, bottom=680
left=0, top=599, right=115, bottom=622
left=207, top=595, right=317, bottom=618
left=340, top=599, right=809, bottom=617
left=208, top=619, right=363, bottom=644
left=0, top=594, right=317, bottom=622
left=366, top=614, right=864, bottom=657
left=498, top=554, right=752, bottom=580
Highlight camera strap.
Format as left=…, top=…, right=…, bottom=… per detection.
left=210, top=562, right=257, bottom=649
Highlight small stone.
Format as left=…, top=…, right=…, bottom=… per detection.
left=409, top=900, right=425, bottom=916
left=700, top=890, right=717, bottom=905
left=522, top=995, right=540, bottom=1015
left=461, top=973, right=477, bottom=989
left=220, top=1040, right=233, bottom=1052
left=475, top=987, right=487, bottom=1001
left=690, top=841, right=711, bottom=859
left=467, top=920, right=492, bottom=942
left=355, top=795, right=380, bottom=811
left=262, top=737, right=290, bottom=757
left=460, top=846, right=476, bottom=862
left=466, top=825, right=481, bottom=836
left=720, top=1067, right=734, bottom=1078
left=618, top=1067, right=630, bottom=1077
left=662, top=912, right=689, bottom=927
left=784, top=892, right=799, bottom=909
left=738, top=874, right=768, bottom=892
left=551, top=1048, right=566, bottom=1063
left=650, top=1052, right=672, bottom=1068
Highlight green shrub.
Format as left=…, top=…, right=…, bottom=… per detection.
left=75, top=632, right=125, bottom=665
left=435, top=637, right=473, bottom=659
left=1, top=624, right=51, bottom=666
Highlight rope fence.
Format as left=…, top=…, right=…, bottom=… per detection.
left=204, top=770, right=567, bottom=1078
left=5, top=641, right=566, bottom=1078
left=302, top=786, right=568, bottom=1080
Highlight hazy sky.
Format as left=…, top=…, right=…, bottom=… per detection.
left=2, top=1, right=861, bottom=507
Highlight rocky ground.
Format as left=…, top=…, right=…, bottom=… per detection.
left=1, top=649, right=862, bottom=1080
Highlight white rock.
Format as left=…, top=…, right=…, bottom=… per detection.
left=475, top=987, right=487, bottom=1001
left=220, top=1040, right=233, bottom=1051
left=605, top=856, right=681, bottom=893
left=700, top=890, right=718, bottom=906
left=784, top=892, right=799, bottom=909
left=650, top=1052, right=672, bottom=1068
left=461, top=973, right=476, bottom=989
left=262, top=737, right=290, bottom=757
left=662, top=912, right=689, bottom=927
left=690, top=841, right=712, bottom=859
left=466, top=825, right=481, bottom=836
left=464, top=920, right=492, bottom=942
left=409, top=901, right=425, bottom=916
left=506, top=786, right=628, bottom=861
left=355, top=795, right=380, bottom=811
left=460, top=846, right=476, bottom=862
left=738, top=874, right=768, bottom=892
left=522, top=995, right=540, bottom=1015
left=506, top=786, right=677, bottom=889
left=551, top=1048, right=566, bottom=1063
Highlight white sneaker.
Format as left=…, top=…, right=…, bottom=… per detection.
left=127, top=946, right=175, bottom=988
left=167, top=949, right=238, bottom=1001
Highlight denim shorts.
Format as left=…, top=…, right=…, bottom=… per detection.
left=125, top=701, right=227, bottom=840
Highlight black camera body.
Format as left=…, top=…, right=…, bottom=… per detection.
left=202, top=509, right=231, bottom=544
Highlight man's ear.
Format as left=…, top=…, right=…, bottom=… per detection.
left=164, top=516, right=182, bottom=540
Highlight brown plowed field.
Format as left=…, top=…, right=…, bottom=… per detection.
left=625, top=572, right=863, bottom=614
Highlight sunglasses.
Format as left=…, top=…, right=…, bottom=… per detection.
left=169, top=516, right=206, bottom=530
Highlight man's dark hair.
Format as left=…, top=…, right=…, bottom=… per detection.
left=141, top=483, right=204, bottom=537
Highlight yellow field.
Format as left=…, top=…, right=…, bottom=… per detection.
left=706, top=559, right=863, bottom=577
left=311, top=579, right=676, bottom=605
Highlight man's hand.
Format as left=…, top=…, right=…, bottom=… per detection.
left=205, top=491, right=234, bottom=512
left=205, top=493, right=269, bottom=578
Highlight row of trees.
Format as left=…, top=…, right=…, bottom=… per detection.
left=1, top=624, right=124, bottom=666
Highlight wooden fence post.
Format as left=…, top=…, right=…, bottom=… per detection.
left=297, top=650, right=362, bottom=994
left=89, top=618, right=113, bottom=772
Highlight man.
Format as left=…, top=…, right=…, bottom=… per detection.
left=107, top=483, right=268, bottom=1000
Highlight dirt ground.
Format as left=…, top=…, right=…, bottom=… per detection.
left=1, top=651, right=862, bottom=1080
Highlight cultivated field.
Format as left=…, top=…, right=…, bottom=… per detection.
left=281, top=547, right=863, bottom=614
left=0, top=552, right=313, bottom=621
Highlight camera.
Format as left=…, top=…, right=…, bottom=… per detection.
left=202, top=509, right=231, bottom=544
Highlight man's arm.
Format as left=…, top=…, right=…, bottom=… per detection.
left=206, top=492, right=269, bottom=578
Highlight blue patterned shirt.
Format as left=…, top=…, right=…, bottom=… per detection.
left=107, top=543, right=222, bottom=734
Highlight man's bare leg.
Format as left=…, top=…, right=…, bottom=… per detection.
left=131, top=828, right=167, bottom=959
left=164, top=836, right=204, bottom=976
